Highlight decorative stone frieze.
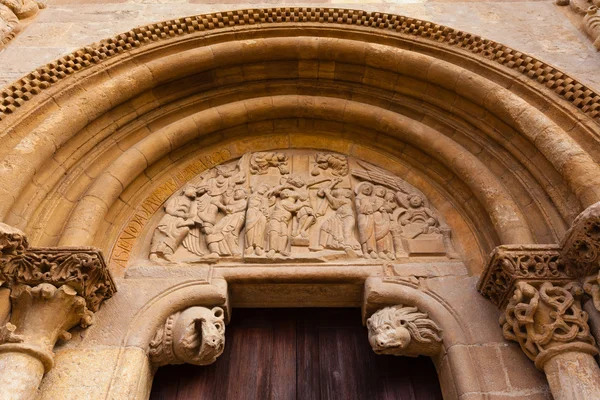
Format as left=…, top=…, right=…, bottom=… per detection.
left=149, top=306, right=225, bottom=367
left=0, top=223, right=116, bottom=400
left=367, top=305, right=442, bottom=357
left=146, top=150, right=457, bottom=266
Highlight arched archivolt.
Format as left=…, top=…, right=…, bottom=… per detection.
left=1, top=8, right=599, bottom=277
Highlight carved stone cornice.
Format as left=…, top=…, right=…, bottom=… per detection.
left=149, top=306, right=226, bottom=367
left=477, top=244, right=576, bottom=309
left=0, top=223, right=116, bottom=312
left=366, top=304, right=443, bottom=357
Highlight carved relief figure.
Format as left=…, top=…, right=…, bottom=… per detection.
left=311, top=153, right=349, bottom=177
left=150, top=186, right=197, bottom=262
left=245, top=184, right=270, bottom=256
left=0, top=0, right=45, bottom=47
left=313, top=178, right=361, bottom=255
left=266, top=188, right=304, bottom=257
left=396, top=193, right=439, bottom=238
left=373, top=186, right=396, bottom=260
left=367, top=305, right=443, bottom=357
left=146, top=151, right=456, bottom=263
left=149, top=306, right=226, bottom=367
left=206, top=187, right=248, bottom=257
left=355, top=182, right=377, bottom=258
left=249, top=152, right=289, bottom=175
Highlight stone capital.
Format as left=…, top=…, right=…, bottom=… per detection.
left=0, top=223, right=116, bottom=370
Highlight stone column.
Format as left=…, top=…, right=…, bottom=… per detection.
left=0, top=223, right=116, bottom=400
left=479, top=244, right=600, bottom=400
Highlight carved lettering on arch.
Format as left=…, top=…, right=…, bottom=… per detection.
left=146, top=150, right=458, bottom=265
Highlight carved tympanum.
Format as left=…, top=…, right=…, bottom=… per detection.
left=367, top=305, right=442, bottom=357
left=148, top=150, right=457, bottom=264
left=501, top=281, right=598, bottom=369
left=149, top=306, right=225, bottom=367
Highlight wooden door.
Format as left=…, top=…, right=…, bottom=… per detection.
left=150, top=308, right=443, bottom=400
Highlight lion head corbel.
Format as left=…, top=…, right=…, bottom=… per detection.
left=149, top=306, right=225, bottom=367
left=367, top=305, right=443, bottom=357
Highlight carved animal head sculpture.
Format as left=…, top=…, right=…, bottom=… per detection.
left=149, top=306, right=226, bottom=367
left=367, top=305, right=442, bottom=357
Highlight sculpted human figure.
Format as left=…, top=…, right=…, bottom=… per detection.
left=266, top=189, right=304, bottom=257
left=249, top=152, right=290, bottom=175
left=314, top=178, right=361, bottom=256
left=387, top=191, right=408, bottom=257
left=207, top=187, right=248, bottom=257
left=245, top=184, right=270, bottom=256
left=372, top=185, right=395, bottom=260
left=150, top=186, right=197, bottom=262
left=355, top=182, right=377, bottom=258
left=396, top=193, right=439, bottom=236
left=283, top=174, right=316, bottom=239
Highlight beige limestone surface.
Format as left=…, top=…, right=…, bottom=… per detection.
left=0, top=0, right=599, bottom=90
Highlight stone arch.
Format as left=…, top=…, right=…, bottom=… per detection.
left=1, top=7, right=598, bottom=400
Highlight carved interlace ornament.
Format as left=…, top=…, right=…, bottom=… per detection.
left=149, top=306, right=225, bottom=367
left=501, top=281, right=597, bottom=369
left=367, top=305, right=442, bottom=357
left=478, top=245, right=575, bottom=308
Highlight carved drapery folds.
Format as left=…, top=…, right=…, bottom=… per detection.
left=366, top=305, right=442, bottom=357
left=148, top=150, right=458, bottom=264
left=149, top=306, right=226, bottom=367
left=0, top=0, right=45, bottom=47
left=557, top=0, right=600, bottom=50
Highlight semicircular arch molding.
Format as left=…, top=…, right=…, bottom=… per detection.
left=1, top=8, right=599, bottom=280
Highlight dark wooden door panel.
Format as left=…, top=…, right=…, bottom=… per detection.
left=150, top=308, right=443, bottom=400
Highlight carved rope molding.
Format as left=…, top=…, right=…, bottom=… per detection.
left=0, top=8, right=599, bottom=122
left=366, top=304, right=443, bottom=357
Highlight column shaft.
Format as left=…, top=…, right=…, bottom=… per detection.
left=543, top=351, right=600, bottom=400
left=0, top=352, right=44, bottom=400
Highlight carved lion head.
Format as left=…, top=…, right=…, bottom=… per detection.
left=367, top=305, right=442, bottom=356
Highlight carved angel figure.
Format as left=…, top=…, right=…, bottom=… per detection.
left=149, top=186, right=197, bottom=262
left=245, top=184, right=270, bottom=256
left=313, top=178, right=361, bottom=255
left=149, top=306, right=226, bottom=367
left=311, top=153, right=349, bottom=177
left=367, top=305, right=442, bottom=357
left=249, top=152, right=290, bottom=175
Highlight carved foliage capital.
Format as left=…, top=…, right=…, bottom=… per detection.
left=367, top=305, right=442, bottom=357
left=149, top=306, right=225, bottom=367
left=0, top=224, right=116, bottom=312
left=478, top=245, right=575, bottom=308
left=501, top=281, right=597, bottom=369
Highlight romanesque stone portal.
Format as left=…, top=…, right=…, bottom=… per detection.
left=148, top=150, right=457, bottom=265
